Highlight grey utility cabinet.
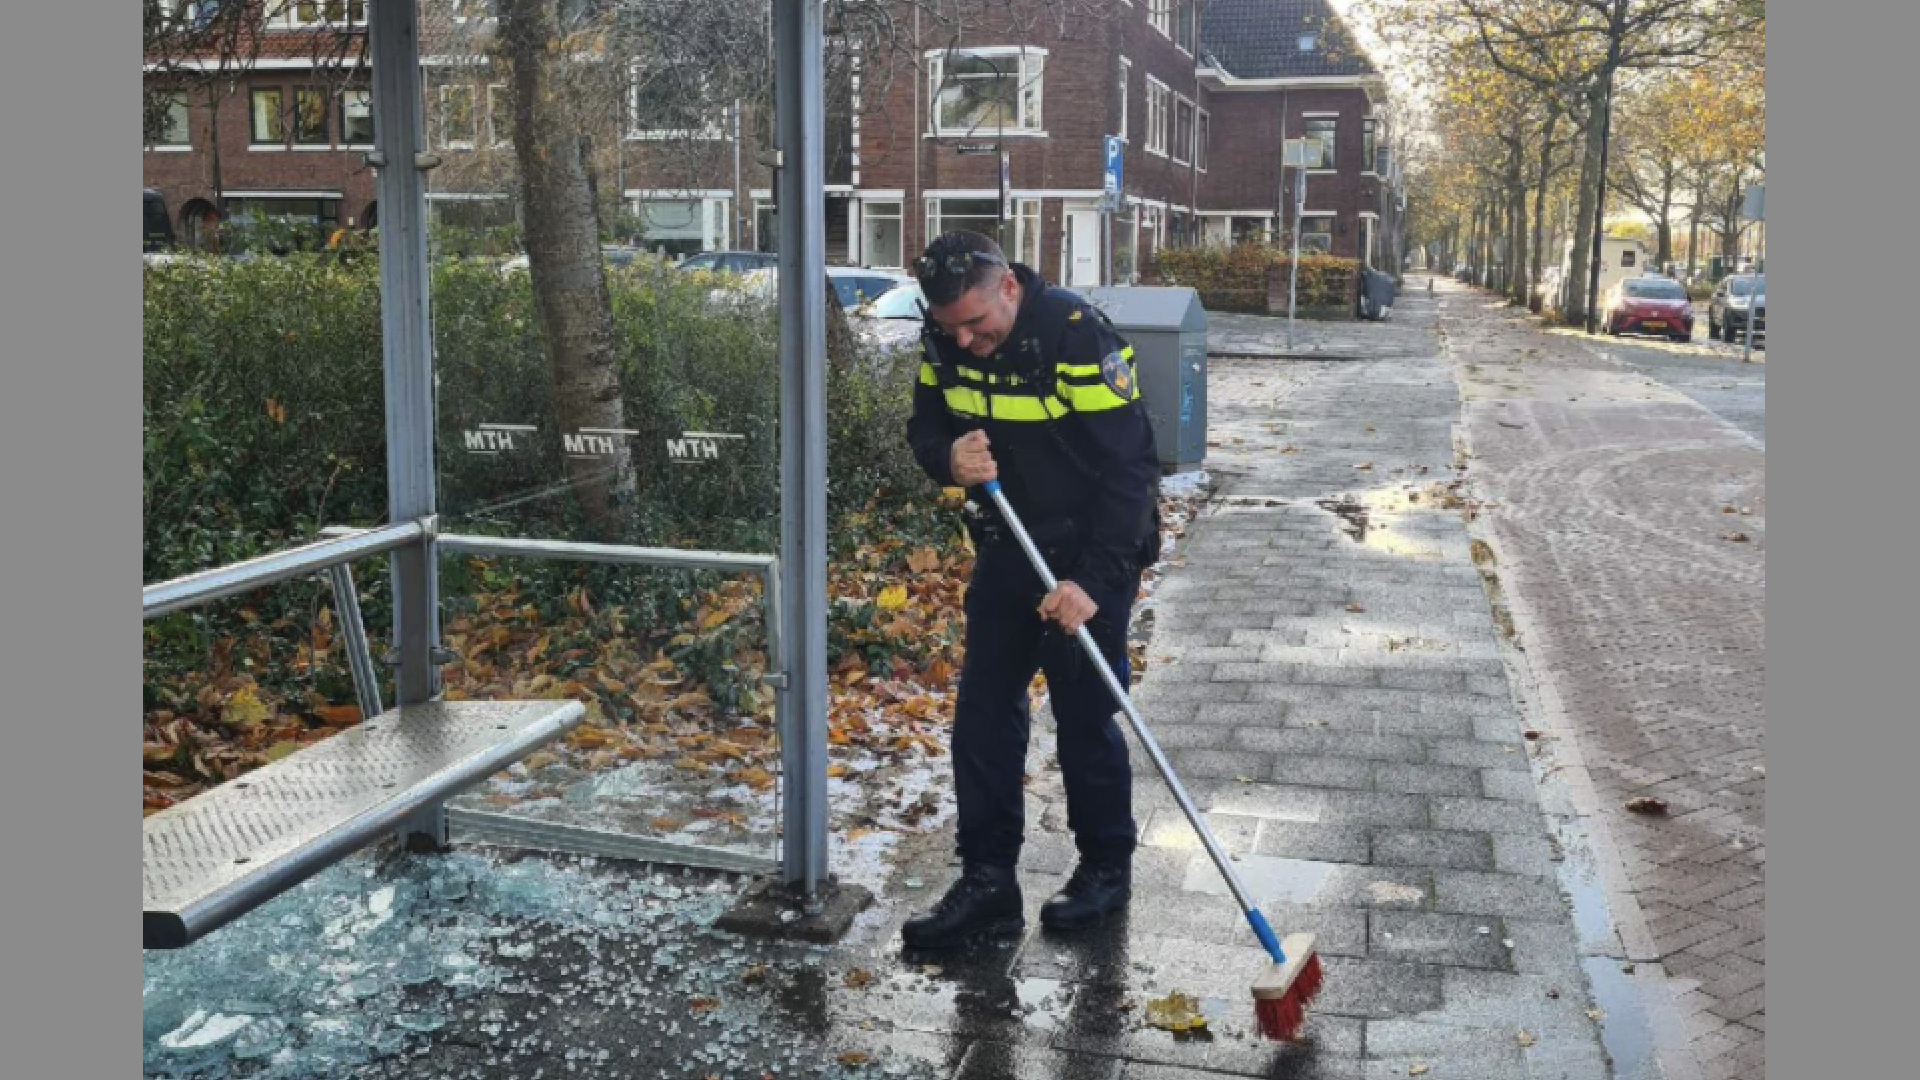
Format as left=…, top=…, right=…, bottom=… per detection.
left=1083, top=286, right=1208, bottom=473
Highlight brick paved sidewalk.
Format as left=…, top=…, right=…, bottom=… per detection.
left=1018, top=294, right=1617, bottom=1078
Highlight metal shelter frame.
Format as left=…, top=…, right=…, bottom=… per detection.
left=143, top=0, right=834, bottom=913
left=368, top=0, right=832, bottom=895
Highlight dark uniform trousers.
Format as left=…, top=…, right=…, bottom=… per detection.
left=954, top=540, right=1140, bottom=871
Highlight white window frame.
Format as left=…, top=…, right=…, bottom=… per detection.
left=925, top=47, right=1047, bottom=138
left=1149, top=0, right=1171, bottom=39
left=338, top=88, right=374, bottom=148
left=626, top=62, right=727, bottom=141
left=266, top=0, right=367, bottom=30
left=1196, top=108, right=1209, bottom=172
left=438, top=85, right=476, bottom=150
left=1144, top=77, right=1169, bottom=157
left=149, top=90, right=192, bottom=150
left=153, top=2, right=222, bottom=32
left=1117, top=57, right=1131, bottom=143
left=1171, top=94, right=1194, bottom=166
left=248, top=85, right=286, bottom=148
left=1362, top=117, right=1381, bottom=177
left=860, top=199, right=905, bottom=269
left=1174, top=0, right=1197, bottom=55
left=627, top=192, right=733, bottom=254
left=487, top=83, right=511, bottom=148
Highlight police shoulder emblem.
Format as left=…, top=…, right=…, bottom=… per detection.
left=1100, top=349, right=1133, bottom=397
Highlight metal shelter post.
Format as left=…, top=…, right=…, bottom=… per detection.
left=773, top=0, right=831, bottom=899
left=370, top=0, right=445, bottom=847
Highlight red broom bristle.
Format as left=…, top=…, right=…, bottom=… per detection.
left=1253, top=953, right=1324, bottom=1042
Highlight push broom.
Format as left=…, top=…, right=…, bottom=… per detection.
left=981, top=479, right=1324, bottom=1041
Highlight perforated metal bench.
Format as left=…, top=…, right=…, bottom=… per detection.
left=142, top=522, right=587, bottom=949
left=143, top=699, right=582, bottom=949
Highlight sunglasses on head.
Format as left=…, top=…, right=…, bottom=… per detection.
left=912, top=249, right=1006, bottom=282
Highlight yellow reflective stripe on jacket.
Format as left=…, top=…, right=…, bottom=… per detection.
left=919, top=361, right=940, bottom=387
left=1054, top=345, right=1137, bottom=412
left=940, top=387, right=1070, bottom=421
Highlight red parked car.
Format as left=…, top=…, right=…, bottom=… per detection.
left=1602, top=275, right=1694, bottom=341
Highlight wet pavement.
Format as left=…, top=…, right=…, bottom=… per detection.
left=1436, top=278, right=1765, bottom=1080
left=147, top=287, right=1656, bottom=1080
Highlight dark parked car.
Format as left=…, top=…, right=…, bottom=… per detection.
left=144, top=188, right=175, bottom=253
left=1708, top=274, right=1766, bottom=343
left=676, top=250, right=779, bottom=274
left=1602, top=275, right=1694, bottom=341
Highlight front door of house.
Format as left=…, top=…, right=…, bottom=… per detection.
left=1063, top=206, right=1101, bottom=289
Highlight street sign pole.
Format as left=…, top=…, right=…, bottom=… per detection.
left=1102, top=135, right=1124, bottom=287
left=1283, top=138, right=1318, bottom=351
left=1742, top=182, right=1763, bottom=363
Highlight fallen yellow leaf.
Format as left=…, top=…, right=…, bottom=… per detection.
left=876, top=584, right=908, bottom=611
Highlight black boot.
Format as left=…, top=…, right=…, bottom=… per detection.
left=1039, top=862, right=1131, bottom=930
left=901, top=864, right=1024, bottom=950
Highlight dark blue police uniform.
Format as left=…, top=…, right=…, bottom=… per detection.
left=907, top=263, right=1162, bottom=872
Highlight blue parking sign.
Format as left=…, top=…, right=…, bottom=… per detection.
left=1104, top=136, right=1123, bottom=194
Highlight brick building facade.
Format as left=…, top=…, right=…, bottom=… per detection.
left=144, top=0, right=1401, bottom=281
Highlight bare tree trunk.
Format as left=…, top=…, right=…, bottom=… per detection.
left=501, top=0, right=633, bottom=534
left=1508, top=171, right=1528, bottom=306
left=1564, top=78, right=1608, bottom=326
left=1529, top=107, right=1560, bottom=312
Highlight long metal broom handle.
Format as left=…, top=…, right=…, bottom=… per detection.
left=983, top=481, right=1263, bottom=916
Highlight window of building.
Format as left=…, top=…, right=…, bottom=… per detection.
left=1196, top=109, right=1210, bottom=172
left=1172, top=96, right=1194, bottom=165
left=1117, top=58, right=1131, bottom=142
left=1363, top=118, right=1380, bottom=174
left=340, top=88, right=374, bottom=146
left=153, top=1, right=222, bottom=31
left=1299, top=213, right=1334, bottom=253
left=1149, top=0, right=1171, bottom=38
left=924, top=197, right=1040, bottom=266
left=1303, top=116, right=1337, bottom=170
left=268, top=0, right=367, bottom=29
left=1145, top=78, right=1169, bottom=156
left=150, top=90, right=191, bottom=148
left=249, top=87, right=284, bottom=146
left=439, top=85, right=475, bottom=149
left=451, top=0, right=497, bottom=22
left=1175, top=0, right=1198, bottom=53
left=1298, top=32, right=1317, bottom=51
left=929, top=49, right=1044, bottom=136
left=293, top=87, right=330, bottom=146
left=628, top=63, right=726, bottom=140
left=633, top=196, right=730, bottom=260
left=861, top=200, right=903, bottom=268
left=224, top=196, right=341, bottom=249
left=488, top=84, right=512, bottom=147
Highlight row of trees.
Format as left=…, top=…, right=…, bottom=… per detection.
left=1361, top=0, right=1764, bottom=323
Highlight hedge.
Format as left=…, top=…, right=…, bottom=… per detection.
left=1154, top=243, right=1360, bottom=315
left=143, top=253, right=942, bottom=707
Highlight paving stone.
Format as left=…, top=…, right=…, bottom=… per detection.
left=1371, top=762, right=1481, bottom=797
left=1430, top=870, right=1571, bottom=921
left=1369, top=910, right=1514, bottom=971
left=1370, top=829, right=1496, bottom=872
left=1477, top=768, right=1542, bottom=804
left=1251, top=821, right=1374, bottom=864
left=1428, top=796, right=1549, bottom=837
left=954, top=1041, right=1124, bottom=1080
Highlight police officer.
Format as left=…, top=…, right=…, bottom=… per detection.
left=901, top=231, right=1162, bottom=950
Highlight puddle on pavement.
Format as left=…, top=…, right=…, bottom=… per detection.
left=1180, top=854, right=1337, bottom=904
left=1316, top=487, right=1449, bottom=560
left=1582, top=957, right=1662, bottom=1080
